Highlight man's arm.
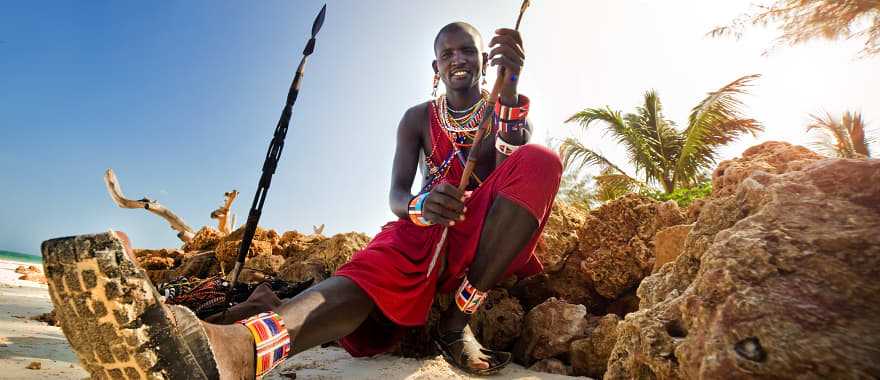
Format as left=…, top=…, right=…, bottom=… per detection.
left=389, top=106, right=424, bottom=219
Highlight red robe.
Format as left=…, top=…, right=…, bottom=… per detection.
left=335, top=101, right=562, bottom=356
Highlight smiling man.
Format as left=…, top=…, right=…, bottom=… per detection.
left=42, top=22, right=561, bottom=379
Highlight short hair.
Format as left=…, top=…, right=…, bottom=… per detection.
left=433, top=22, right=483, bottom=55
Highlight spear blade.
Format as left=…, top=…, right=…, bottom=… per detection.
left=303, top=4, right=326, bottom=56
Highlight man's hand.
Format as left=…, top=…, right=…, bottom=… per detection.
left=423, top=183, right=468, bottom=226
left=488, top=28, right=524, bottom=105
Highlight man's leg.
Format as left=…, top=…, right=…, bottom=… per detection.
left=437, top=195, right=538, bottom=370
left=202, top=276, right=375, bottom=379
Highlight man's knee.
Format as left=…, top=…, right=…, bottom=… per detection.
left=512, top=144, right=563, bottom=186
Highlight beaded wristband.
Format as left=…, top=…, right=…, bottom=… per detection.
left=493, top=94, right=530, bottom=134
left=495, top=132, right=524, bottom=156
left=455, top=277, right=487, bottom=314
left=237, top=312, right=291, bottom=379
left=408, top=193, right=433, bottom=227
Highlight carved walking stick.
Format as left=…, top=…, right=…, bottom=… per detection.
left=229, top=5, right=327, bottom=287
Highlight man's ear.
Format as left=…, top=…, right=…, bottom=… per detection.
left=432, top=60, right=439, bottom=74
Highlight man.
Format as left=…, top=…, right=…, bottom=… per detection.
left=42, top=22, right=561, bottom=380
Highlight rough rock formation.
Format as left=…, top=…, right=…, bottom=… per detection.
left=523, top=195, right=685, bottom=312
left=133, top=248, right=183, bottom=270
left=243, top=254, right=285, bottom=276
left=607, top=143, right=880, bottom=379
left=214, top=226, right=279, bottom=268
left=277, top=232, right=369, bottom=283
left=181, top=226, right=223, bottom=252
left=570, top=314, right=620, bottom=378
left=535, top=202, right=588, bottom=270
left=15, top=265, right=47, bottom=284
left=469, top=289, right=525, bottom=351
left=651, top=224, right=693, bottom=273
left=514, top=297, right=590, bottom=365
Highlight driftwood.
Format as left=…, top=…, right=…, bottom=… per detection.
left=104, top=169, right=195, bottom=242
left=210, top=190, right=239, bottom=235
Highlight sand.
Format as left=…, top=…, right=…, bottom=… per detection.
left=0, top=259, right=585, bottom=379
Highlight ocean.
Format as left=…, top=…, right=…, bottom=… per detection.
left=0, top=249, right=43, bottom=264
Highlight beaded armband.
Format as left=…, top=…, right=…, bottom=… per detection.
left=493, top=94, right=530, bottom=134
left=238, top=312, right=291, bottom=379
left=408, top=193, right=433, bottom=227
left=495, top=132, right=524, bottom=156
left=455, top=277, right=488, bottom=314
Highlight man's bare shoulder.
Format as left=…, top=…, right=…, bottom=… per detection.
left=400, top=101, right=432, bottom=131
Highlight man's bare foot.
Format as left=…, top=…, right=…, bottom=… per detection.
left=41, top=231, right=257, bottom=379
left=437, top=325, right=492, bottom=370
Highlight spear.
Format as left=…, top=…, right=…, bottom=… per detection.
left=427, top=0, right=532, bottom=277
left=229, top=4, right=327, bottom=287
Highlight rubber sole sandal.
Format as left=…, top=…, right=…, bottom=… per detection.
left=433, top=328, right=511, bottom=376
left=42, top=231, right=221, bottom=380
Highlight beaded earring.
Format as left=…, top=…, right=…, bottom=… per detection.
left=481, top=70, right=487, bottom=86
left=432, top=73, right=440, bottom=97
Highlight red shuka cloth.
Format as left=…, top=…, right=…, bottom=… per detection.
left=335, top=101, right=562, bottom=356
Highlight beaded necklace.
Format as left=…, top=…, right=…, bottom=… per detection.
left=435, top=90, right=489, bottom=147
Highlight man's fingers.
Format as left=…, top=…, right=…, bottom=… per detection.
left=488, top=46, right=524, bottom=66
left=494, top=28, right=523, bottom=45
left=490, top=57, right=522, bottom=73
left=489, top=35, right=524, bottom=56
left=428, top=190, right=465, bottom=213
left=434, top=183, right=465, bottom=202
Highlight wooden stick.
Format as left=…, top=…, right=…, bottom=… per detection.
left=210, top=190, right=239, bottom=235
left=103, top=168, right=195, bottom=242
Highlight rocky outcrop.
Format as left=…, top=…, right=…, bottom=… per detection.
left=277, top=232, right=369, bottom=283
left=469, top=289, right=525, bottom=351
left=530, top=194, right=685, bottom=312
left=514, top=298, right=590, bottom=365
left=214, top=226, right=280, bottom=268
left=15, top=265, right=47, bottom=284
left=570, top=314, right=621, bottom=378
left=528, top=358, right=572, bottom=376
left=607, top=143, right=880, bottom=379
left=535, top=202, right=588, bottom=270
left=651, top=224, right=693, bottom=273
left=181, top=226, right=223, bottom=252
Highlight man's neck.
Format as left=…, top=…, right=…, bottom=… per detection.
left=445, top=86, right=482, bottom=111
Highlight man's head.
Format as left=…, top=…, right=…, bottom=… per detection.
left=433, top=22, right=488, bottom=93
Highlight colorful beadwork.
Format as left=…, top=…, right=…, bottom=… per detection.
left=494, top=95, right=530, bottom=134
left=238, top=312, right=291, bottom=379
left=455, top=277, right=487, bottom=314
left=435, top=90, right=490, bottom=147
left=408, top=193, right=433, bottom=227
left=495, top=132, right=523, bottom=156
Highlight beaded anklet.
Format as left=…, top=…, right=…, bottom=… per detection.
left=408, top=193, right=433, bottom=227
left=238, top=312, right=291, bottom=379
left=455, top=277, right=487, bottom=314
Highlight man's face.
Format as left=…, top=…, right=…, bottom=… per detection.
left=433, top=28, right=487, bottom=92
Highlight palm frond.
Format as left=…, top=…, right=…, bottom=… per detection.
left=594, top=167, right=642, bottom=202
left=558, top=138, right=637, bottom=181
left=675, top=74, right=764, bottom=185
left=808, top=110, right=873, bottom=158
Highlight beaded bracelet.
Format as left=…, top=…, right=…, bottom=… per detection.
left=408, top=193, right=433, bottom=227
left=493, top=94, right=530, bottom=134
left=495, top=132, right=524, bottom=156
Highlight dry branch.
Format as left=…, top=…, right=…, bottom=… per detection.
left=104, top=168, right=195, bottom=242
left=210, top=190, right=239, bottom=235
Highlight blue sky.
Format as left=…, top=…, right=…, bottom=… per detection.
left=2, top=1, right=878, bottom=255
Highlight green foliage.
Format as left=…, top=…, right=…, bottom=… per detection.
left=560, top=74, right=762, bottom=198
left=641, top=181, right=713, bottom=207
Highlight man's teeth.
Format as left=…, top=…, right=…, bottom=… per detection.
left=452, top=71, right=468, bottom=78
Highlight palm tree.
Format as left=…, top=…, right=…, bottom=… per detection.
left=560, top=74, right=763, bottom=195
left=806, top=111, right=873, bottom=158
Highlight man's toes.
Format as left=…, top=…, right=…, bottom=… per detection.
left=468, top=355, right=490, bottom=369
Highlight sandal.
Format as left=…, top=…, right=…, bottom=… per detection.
left=432, top=325, right=511, bottom=376
left=42, top=231, right=221, bottom=379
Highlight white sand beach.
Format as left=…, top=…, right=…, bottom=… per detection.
left=0, top=259, right=582, bottom=379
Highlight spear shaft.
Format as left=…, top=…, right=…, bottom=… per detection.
left=229, top=5, right=327, bottom=287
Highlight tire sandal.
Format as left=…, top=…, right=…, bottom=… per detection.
left=433, top=326, right=511, bottom=376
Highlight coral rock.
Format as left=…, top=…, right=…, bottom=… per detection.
left=513, top=297, right=590, bottom=365
left=182, top=226, right=224, bottom=252
left=607, top=146, right=880, bottom=379
left=214, top=226, right=278, bottom=268
left=469, top=289, right=524, bottom=351
left=570, top=314, right=621, bottom=378
left=244, top=254, right=285, bottom=276
left=711, top=141, right=821, bottom=197
left=535, top=201, right=588, bottom=270
left=278, top=232, right=369, bottom=283
left=651, top=223, right=693, bottom=273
